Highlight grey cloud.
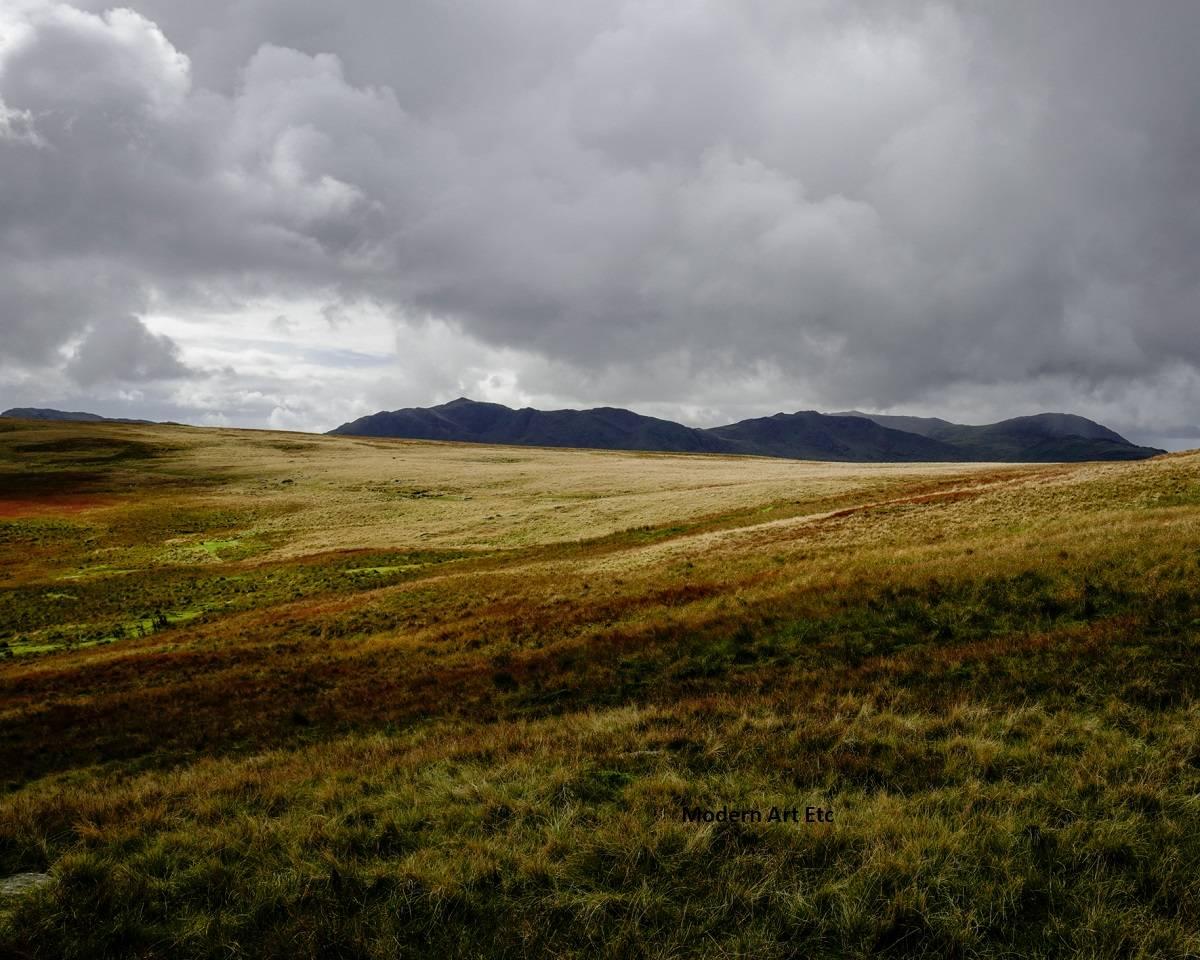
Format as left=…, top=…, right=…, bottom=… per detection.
left=1, top=1, right=1198, bottom=434
left=0, top=259, right=149, bottom=364
left=66, top=314, right=190, bottom=385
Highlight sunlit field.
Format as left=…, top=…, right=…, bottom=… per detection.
left=2, top=416, right=1200, bottom=958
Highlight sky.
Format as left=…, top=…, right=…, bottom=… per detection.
left=0, top=1, right=1197, bottom=448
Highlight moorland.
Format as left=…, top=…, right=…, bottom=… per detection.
left=1, top=415, right=1199, bottom=958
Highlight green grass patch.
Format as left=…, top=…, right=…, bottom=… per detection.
left=1, top=548, right=474, bottom=657
left=198, top=538, right=242, bottom=557
left=0, top=519, right=95, bottom=547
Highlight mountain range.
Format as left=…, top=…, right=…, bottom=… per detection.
left=2, top=402, right=1166, bottom=461
left=1, top=407, right=156, bottom=425
left=329, top=398, right=1165, bottom=462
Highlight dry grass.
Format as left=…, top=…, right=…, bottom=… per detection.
left=1, top=417, right=1199, bottom=957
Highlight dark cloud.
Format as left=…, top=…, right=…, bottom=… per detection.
left=65, top=314, right=190, bottom=385
left=0, top=1, right=1197, bottom=437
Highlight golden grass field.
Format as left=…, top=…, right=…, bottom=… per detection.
left=2, top=416, right=1200, bottom=958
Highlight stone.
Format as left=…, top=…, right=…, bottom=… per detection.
left=0, top=872, right=52, bottom=896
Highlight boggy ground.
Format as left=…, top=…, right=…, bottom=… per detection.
left=1, top=416, right=1199, bottom=958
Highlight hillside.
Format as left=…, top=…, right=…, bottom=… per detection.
left=1, top=407, right=156, bottom=425
left=928, top=413, right=1156, bottom=461
left=842, top=411, right=1159, bottom=461
left=705, top=410, right=963, bottom=461
left=1, top=418, right=1200, bottom=957
left=832, top=410, right=962, bottom=437
left=329, top=397, right=730, bottom=453
left=333, top=398, right=1165, bottom=462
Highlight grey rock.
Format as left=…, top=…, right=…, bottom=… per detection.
left=0, top=872, right=52, bottom=896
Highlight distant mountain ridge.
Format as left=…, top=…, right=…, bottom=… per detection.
left=331, top=397, right=731, bottom=454
left=1, top=407, right=156, bottom=425
left=332, top=398, right=1165, bottom=462
left=705, top=411, right=962, bottom=461
left=835, top=411, right=1152, bottom=461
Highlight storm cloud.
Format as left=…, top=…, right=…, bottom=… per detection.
left=1, top=1, right=1197, bottom=441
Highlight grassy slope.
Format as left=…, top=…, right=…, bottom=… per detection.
left=1, top=418, right=1200, bottom=957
